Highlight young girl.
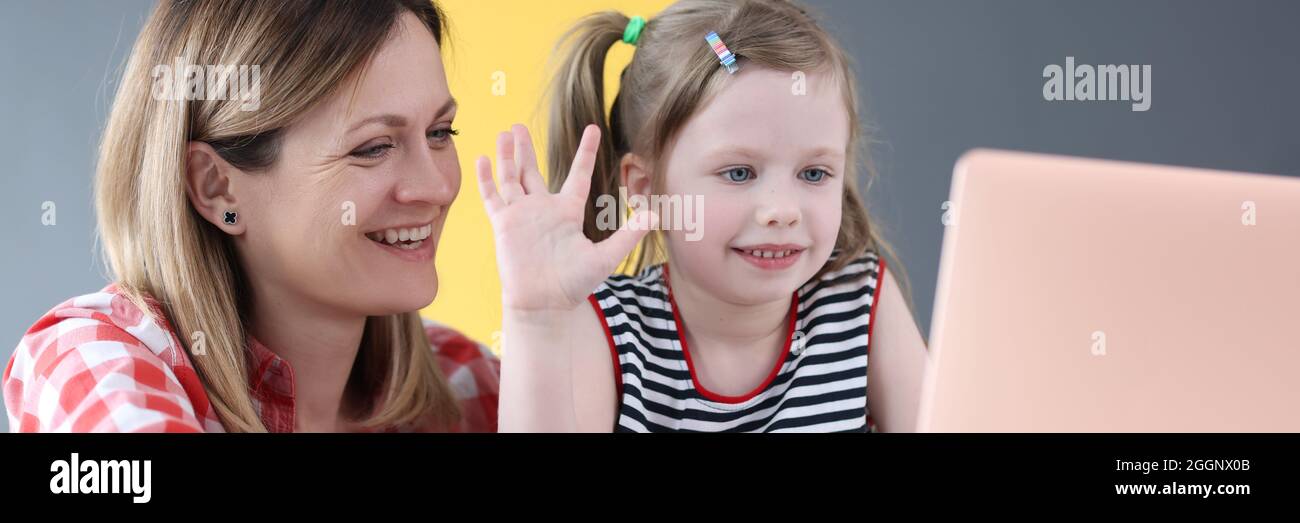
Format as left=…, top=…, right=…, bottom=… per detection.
left=477, top=0, right=927, bottom=432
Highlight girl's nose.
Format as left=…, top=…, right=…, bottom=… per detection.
left=755, top=201, right=801, bottom=228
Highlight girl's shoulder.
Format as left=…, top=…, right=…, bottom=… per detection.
left=4, top=284, right=212, bottom=432
left=592, top=263, right=669, bottom=299
left=801, top=249, right=883, bottom=295
left=606, top=263, right=669, bottom=289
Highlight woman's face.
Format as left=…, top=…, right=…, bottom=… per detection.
left=236, top=12, right=460, bottom=316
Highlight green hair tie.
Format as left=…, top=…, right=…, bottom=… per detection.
left=622, top=16, right=646, bottom=45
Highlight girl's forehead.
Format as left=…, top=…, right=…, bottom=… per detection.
left=671, top=68, right=850, bottom=161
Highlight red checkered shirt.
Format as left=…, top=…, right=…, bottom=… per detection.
left=3, top=284, right=499, bottom=432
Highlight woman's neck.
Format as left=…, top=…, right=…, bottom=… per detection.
left=246, top=283, right=366, bottom=433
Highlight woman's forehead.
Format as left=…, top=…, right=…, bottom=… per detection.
left=300, top=12, right=452, bottom=139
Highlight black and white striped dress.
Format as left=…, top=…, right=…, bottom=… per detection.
left=586, top=251, right=885, bottom=432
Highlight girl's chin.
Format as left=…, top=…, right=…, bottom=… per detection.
left=711, top=278, right=802, bottom=306
left=672, top=259, right=803, bottom=302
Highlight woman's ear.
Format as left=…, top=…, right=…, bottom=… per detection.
left=619, top=153, right=653, bottom=201
left=185, top=141, right=245, bottom=235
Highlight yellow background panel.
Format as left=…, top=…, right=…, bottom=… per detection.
left=421, top=0, right=673, bottom=352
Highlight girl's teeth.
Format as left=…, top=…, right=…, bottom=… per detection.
left=743, top=249, right=795, bottom=258
left=398, top=229, right=410, bottom=242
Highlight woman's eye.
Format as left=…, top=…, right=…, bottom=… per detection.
left=428, top=127, right=460, bottom=145
left=350, top=142, right=395, bottom=159
left=799, top=168, right=831, bottom=183
left=721, top=167, right=754, bottom=183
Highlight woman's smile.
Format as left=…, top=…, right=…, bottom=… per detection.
left=365, top=221, right=436, bottom=261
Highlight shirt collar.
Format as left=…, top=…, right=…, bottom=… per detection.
left=246, top=336, right=297, bottom=432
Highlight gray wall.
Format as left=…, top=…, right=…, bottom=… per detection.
left=808, top=0, right=1298, bottom=337
left=2, top=1, right=157, bottom=432
left=1, top=1, right=1296, bottom=432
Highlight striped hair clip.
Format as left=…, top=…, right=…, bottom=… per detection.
left=705, top=31, right=740, bottom=74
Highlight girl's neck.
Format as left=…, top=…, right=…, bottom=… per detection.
left=665, top=262, right=793, bottom=354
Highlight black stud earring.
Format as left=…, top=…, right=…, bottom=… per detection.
left=223, top=210, right=237, bottom=225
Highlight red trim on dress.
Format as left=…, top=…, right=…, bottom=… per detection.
left=865, top=257, right=886, bottom=431
left=587, top=294, right=623, bottom=393
left=663, top=264, right=799, bottom=404
left=866, top=258, right=886, bottom=356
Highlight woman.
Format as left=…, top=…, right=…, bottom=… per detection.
left=2, top=0, right=498, bottom=432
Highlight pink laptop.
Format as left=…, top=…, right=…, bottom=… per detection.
left=918, top=149, right=1300, bottom=432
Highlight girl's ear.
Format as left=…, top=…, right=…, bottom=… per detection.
left=619, top=152, right=652, bottom=199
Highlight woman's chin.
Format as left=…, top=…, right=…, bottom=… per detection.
left=365, top=277, right=438, bottom=315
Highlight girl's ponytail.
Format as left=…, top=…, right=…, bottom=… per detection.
left=546, top=12, right=633, bottom=244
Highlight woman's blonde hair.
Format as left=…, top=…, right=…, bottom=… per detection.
left=95, top=0, right=460, bottom=432
left=547, top=0, right=910, bottom=298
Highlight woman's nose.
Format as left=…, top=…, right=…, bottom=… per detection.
left=394, top=143, right=459, bottom=205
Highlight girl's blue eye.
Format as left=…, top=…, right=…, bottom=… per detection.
left=799, top=168, right=830, bottom=183
left=721, top=167, right=754, bottom=183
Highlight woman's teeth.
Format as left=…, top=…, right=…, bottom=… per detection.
left=740, top=249, right=796, bottom=259
left=367, top=224, right=432, bottom=248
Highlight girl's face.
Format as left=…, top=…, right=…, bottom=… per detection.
left=235, top=12, right=460, bottom=316
left=656, top=67, right=849, bottom=304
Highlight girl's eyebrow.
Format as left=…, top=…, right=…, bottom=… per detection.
left=702, top=144, right=764, bottom=159
left=805, top=146, right=846, bottom=160
left=703, top=144, right=845, bottom=161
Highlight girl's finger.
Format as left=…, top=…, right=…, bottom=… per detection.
left=512, top=124, right=548, bottom=195
left=560, top=124, right=600, bottom=201
left=496, top=131, right=524, bottom=203
left=475, top=155, right=503, bottom=214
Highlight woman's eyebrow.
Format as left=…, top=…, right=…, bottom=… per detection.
left=345, top=97, right=458, bottom=133
left=348, top=113, right=407, bottom=133
left=434, top=97, right=457, bottom=119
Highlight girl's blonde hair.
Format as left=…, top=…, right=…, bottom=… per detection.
left=95, top=0, right=460, bottom=432
left=546, top=0, right=910, bottom=297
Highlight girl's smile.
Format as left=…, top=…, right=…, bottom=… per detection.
left=731, top=243, right=807, bottom=270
